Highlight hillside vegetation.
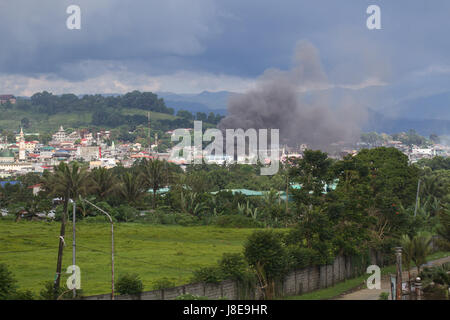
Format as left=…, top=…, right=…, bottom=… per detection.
left=0, top=90, right=223, bottom=137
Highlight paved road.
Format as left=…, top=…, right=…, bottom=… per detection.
left=335, top=256, right=450, bottom=300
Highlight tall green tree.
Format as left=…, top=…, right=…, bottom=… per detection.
left=118, top=172, right=145, bottom=205
left=436, top=208, right=450, bottom=250
left=401, top=234, right=414, bottom=286
left=41, top=162, right=90, bottom=299
left=411, top=232, right=432, bottom=274
left=90, top=167, right=117, bottom=200
left=140, top=159, right=169, bottom=209
left=288, top=149, right=333, bottom=207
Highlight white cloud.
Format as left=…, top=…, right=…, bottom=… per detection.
left=0, top=71, right=255, bottom=96
left=412, top=65, right=450, bottom=77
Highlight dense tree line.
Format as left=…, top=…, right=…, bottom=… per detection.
left=361, top=129, right=433, bottom=147
left=1, top=91, right=224, bottom=133
left=26, top=91, right=171, bottom=115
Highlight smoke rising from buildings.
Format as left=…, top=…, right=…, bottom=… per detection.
left=218, top=41, right=368, bottom=150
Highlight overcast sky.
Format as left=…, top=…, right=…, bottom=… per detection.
left=1, top=0, right=450, bottom=96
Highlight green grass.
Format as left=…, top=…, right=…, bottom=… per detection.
left=284, top=275, right=367, bottom=300
left=0, top=220, right=254, bottom=296
left=285, top=251, right=450, bottom=300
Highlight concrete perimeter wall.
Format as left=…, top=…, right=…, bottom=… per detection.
left=85, top=255, right=367, bottom=300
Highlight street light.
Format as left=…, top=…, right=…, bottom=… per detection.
left=81, top=198, right=115, bottom=300
left=69, top=199, right=76, bottom=299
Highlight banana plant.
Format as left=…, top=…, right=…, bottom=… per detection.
left=237, top=202, right=246, bottom=215
left=245, top=201, right=259, bottom=220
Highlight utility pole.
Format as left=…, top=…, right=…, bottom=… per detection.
left=285, top=170, right=289, bottom=214
left=54, top=194, right=69, bottom=299
left=148, top=111, right=151, bottom=154
left=72, top=200, right=76, bottom=298
left=414, top=179, right=421, bottom=217
left=81, top=198, right=115, bottom=300
left=395, top=247, right=403, bottom=300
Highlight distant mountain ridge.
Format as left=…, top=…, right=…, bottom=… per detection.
left=364, top=109, right=450, bottom=136
left=379, top=91, right=450, bottom=121
left=157, top=91, right=234, bottom=115
left=15, top=88, right=450, bottom=136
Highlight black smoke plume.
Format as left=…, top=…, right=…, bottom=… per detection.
left=218, top=41, right=368, bottom=151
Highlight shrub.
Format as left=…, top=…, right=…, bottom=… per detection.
left=160, top=213, right=179, bottom=225
left=244, top=230, right=290, bottom=280
left=379, top=292, right=389, bottom=300
left=0, top=263, right=18, bottom=300
left=192, top=266, right=223, bottom=284
left=244, top=230, right=291, bottom=299
left=39, top=281, right=64, bottom=300
left=218, top=253, right=248, bottom=281
left=0, top=214, right=15, bottom=221
left=287, top=246, right=317, bottom=269
left=83, top=215, right=110, bottom=223
left=151, top=278, right=175, bottom=290
left=114, top=205, right=139, bottom=222
left=419, top=264, right=450, bottom=286
left=135, top=212, right=163, bottom=224
left=10, top=290, right=35, bottom=300
left=176, top=213, right=197, bottom=226
left=218, top=252, right=257, bottom=300
left=214, top=215, right=262, bottom=228
left=116, top=273, right=144, bottom=296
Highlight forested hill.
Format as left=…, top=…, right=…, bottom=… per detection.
left=29, top=90, right=172, bottom=115
left=0, top=91, right=224, bottom=134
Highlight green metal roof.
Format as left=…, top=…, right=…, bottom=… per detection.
left=148, top=187, right=170, bottom=194
left=146, top=181, right=339, bottom=200
left=0, top=150, right=15, bottom=158
left=211, top=189, right=265, bottom=196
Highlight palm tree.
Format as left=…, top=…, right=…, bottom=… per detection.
left=400, top=234, right=414, bottom=290
left=436, top=207, right=450, bottom=250
left=41, top=162, right=90, bottom=299
left=411, top=232, right=432, bottom=274
left=90, top=167, right=117, bottom=200
left=140, top=159, right=169, bottom=209
left=118, top=171, right=145, bottom=205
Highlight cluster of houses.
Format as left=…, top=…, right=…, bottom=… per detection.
left=357, top=139, right=450, bottom=163
left=0, top=125, right=449, bottom=178
left=0, top=126, right=184, bottom=178
left=0, top=126, right=117, bottom=178
left=0, top=94, right=16, bottom=105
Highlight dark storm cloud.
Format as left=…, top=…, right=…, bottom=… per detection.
left=1, top=0, right=450, bottom=92
left=0, top=0, right=219, bottom=79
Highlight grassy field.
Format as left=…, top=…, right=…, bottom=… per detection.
left=0, top=109, right=178, bottom=133
left=0, top=220, right=255, bottom=296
